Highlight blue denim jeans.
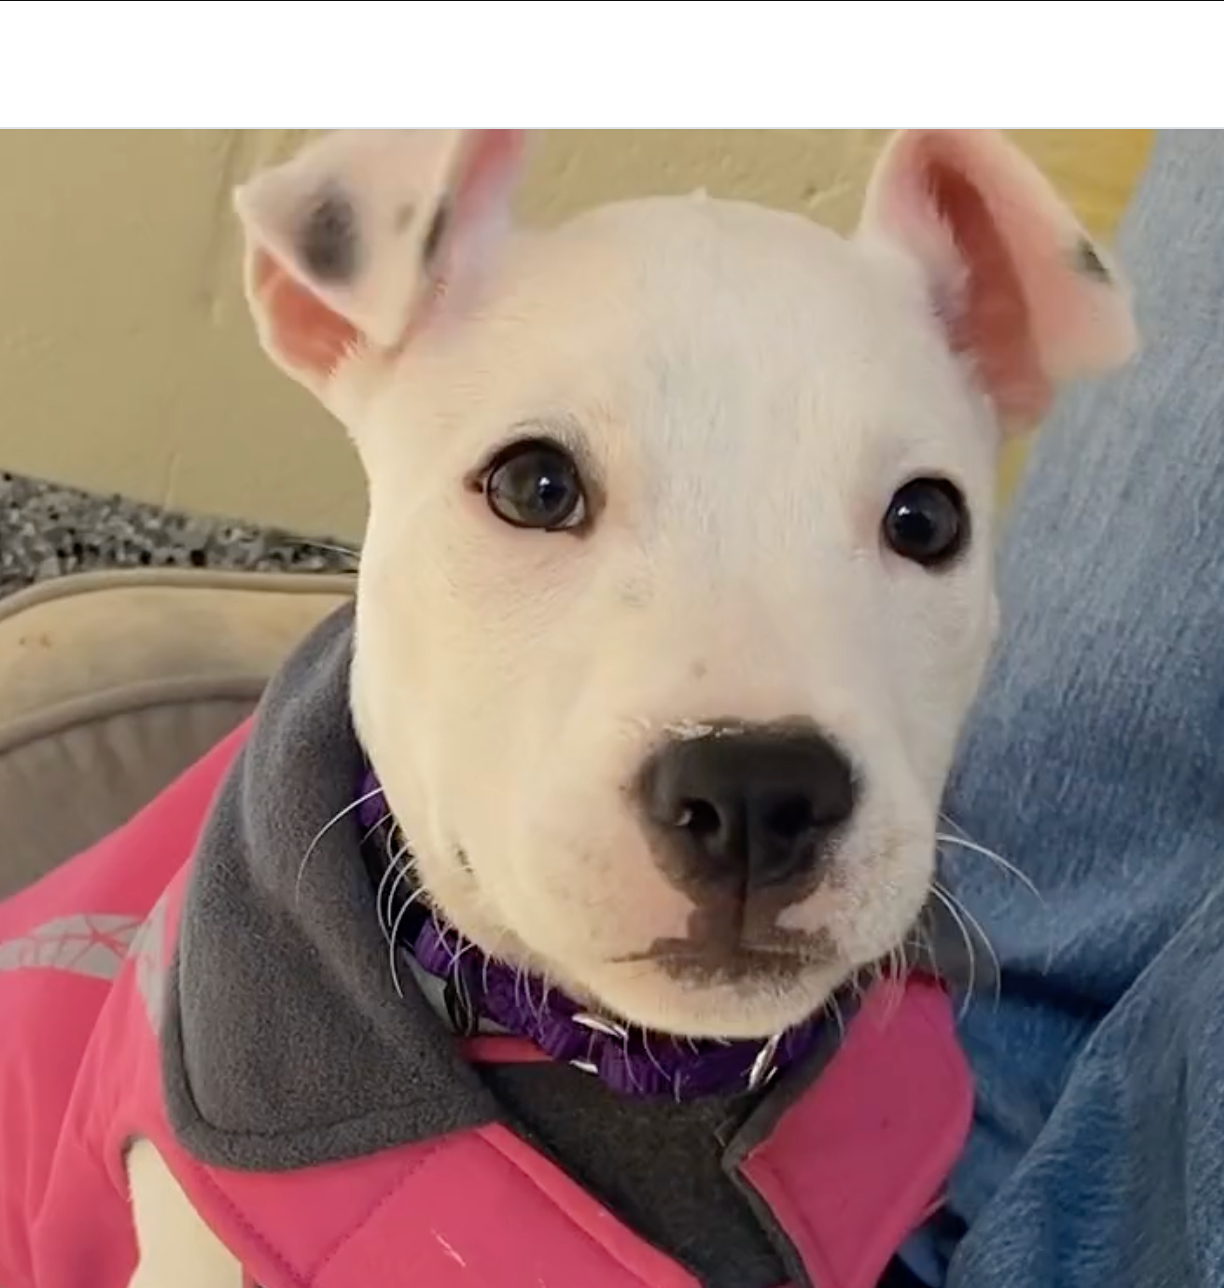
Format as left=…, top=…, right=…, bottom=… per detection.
left=913, top=131, right=1224, bottom=1287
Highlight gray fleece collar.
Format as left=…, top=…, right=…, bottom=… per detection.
left=163, top=604, right=500, bottom=1171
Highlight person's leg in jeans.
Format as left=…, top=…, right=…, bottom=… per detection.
left=938, top=130, right=1224, bottom=1287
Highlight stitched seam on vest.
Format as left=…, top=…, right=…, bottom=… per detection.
left=183, top=1165, right=311, bottom=1288
left=310, top=1142, right=449, bottom=1279
left=744, top=1157, right=821, bottom=1278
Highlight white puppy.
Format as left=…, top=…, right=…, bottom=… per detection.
left=124, top=128, right=1135, bottom=1284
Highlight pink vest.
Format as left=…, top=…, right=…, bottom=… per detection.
left=0, top=725, right=973, bottom=1288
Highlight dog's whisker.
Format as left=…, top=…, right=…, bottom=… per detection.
left=296, top=787, right=384, bottom=905
left=937, top=883, right=1003, bottom=1008
left=522, top=970, right=551, bottom=1029
left=378, top=842, right=416, bottom=941
left=937, top=810, right=969, bottom=839
left=377, top=838, right=410, bottom=900
left=825, top=993, right=847, bottom=1044
left=637, top=1033, right=671, bottom=1093
left=883, top=943, right=900, bottom=997
left=513, top=964, right=529, bottom=1017
left=928, top=884, right=978, bottom=1021
left=904, top=922, right=936, bottom=982
left=520, top=970, right=539, bottom=1023
left=856, top=966, right=872, bottom=1002
left=524, top=971, right=548, bottom=1028
left=533, top=977, right=558, bottom=1028
left=445, top=934, right=476, bottom=980
left=387, top=885, right=430, bottom=999
left=935, top=831, right=1045, bottom=904
left=359, top=811, right=393, bottom=848
left=375, top=853, right=402, bottom=939
left=872, top=951, right=905, bottom=1023
left=445, top=938, right=477, bottom=1031
left=640, top=1031, right=668, bottom=1081
left=287, top=537, right=363, bottom=564
left=427, top=906, right=450, bottom=956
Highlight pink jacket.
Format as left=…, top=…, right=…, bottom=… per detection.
left=0, top=723, right=972, bottom=1288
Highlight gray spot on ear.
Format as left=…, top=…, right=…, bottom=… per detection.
left=298, top=189, right=358, bottom=284
left=1073, top=237, right=1111, bottom=284
left=422, top=201, right=450, bottom=267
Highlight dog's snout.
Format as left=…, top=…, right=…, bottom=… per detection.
left=636, top=722, right=856, bottom=899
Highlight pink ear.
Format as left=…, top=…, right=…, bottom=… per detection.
left=233, top=129, right=529, bottom=397
left=859, top=130, right=1137, bottom=429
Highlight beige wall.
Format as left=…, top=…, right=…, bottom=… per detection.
left=0, top=130, right=1151, bottom=541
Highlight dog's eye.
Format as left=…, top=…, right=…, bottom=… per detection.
left=482, top=439, right=588, bottom=532
left=882, top=478, right=968, bottom=568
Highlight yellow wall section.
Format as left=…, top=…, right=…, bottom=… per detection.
left=0, top=131, right=1151, bottom=539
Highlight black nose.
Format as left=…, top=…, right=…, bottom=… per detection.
left=635, top=721, right=857, bottom=899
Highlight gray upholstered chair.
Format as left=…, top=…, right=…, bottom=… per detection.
left=0, top=569, right=353, bottom=899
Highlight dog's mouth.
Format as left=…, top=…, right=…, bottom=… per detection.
left=615, top=927, right=837, bottom=987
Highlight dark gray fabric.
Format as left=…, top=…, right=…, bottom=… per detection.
left=162, top=606, right=975, bottom=1287
left=164, top=606, right=500, bottom=1165
left=486, top=1065, right=783, bottom=1288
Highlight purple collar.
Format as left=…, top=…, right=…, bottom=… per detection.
left=356, top=771, right=829, bottom=1101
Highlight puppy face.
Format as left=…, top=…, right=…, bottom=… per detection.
left=237, top=130, right=1135, bottom=1039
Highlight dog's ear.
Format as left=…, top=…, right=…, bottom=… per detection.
left=858, top=130, right=1137, bottom=431
left=233, top=129, right=528, bottom=403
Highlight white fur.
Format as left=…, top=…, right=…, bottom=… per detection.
left=126, top=1142, right=241, bottom=1286
left=349, top=199, right=1001, bottom=1038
